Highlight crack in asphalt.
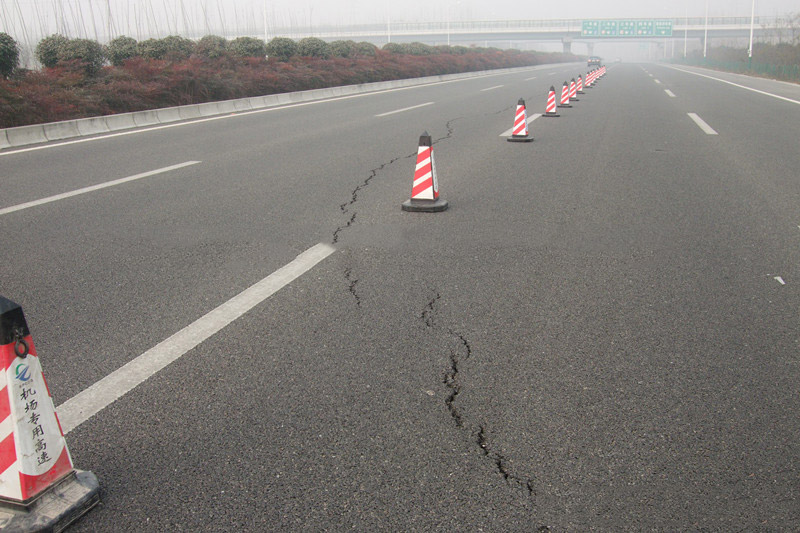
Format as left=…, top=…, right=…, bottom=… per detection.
left=477, top=425, right=535, bottom=496
left=431, top=117, right=462, bottom=145
left=344, top=267, right=361, bottom=308
left=423, top=290, right=535, bottom=497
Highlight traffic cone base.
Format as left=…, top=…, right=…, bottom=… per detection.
left=401, top=198, right=449, bottom=212
left=507, top=135, right=534, bottom=143
left=0, top=470, right=99, bottom=530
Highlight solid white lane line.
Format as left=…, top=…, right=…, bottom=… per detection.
left=481, top=85, right=504, bottom=92
left=775, top=276, right=786, bottom=285
left=57, top=242, right=336, bottom=434
left=375, top=102, right=434, bottom=117
left=0, top=161, right=201, bottom=216
left=688, top=113, right=718, bottom=135
left=499, top=113, right=541, bottom=137
left=665, top=89, right=676, bottom=97
left=666, top=66, right=800, bottom=106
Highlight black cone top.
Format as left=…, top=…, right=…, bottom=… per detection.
left=517, top=98, right=525, bottom=106
left=419, top=132, right=432, bottom=147
left=0, top=296, right=29, bottom=346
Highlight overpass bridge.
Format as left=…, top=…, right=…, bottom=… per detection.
left=265, top=17, right=782, bottom=55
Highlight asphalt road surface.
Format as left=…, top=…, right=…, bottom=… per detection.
left=1, top=62, right=799, bottom=531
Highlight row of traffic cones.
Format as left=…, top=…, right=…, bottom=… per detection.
left=402, top=65, right=607, bottom=212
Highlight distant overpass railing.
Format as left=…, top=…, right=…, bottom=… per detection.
left=274, top=17, right=782, bottom=40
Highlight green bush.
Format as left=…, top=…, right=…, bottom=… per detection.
left=136, top=35, right=194, bottom=61
left=297, top=37, right=330, bottom=58
left=230, top=37, right=267, bottom=57
left=329, top=40, right=356, bottom=58
left=196, top=35, right=228, bottom=58
left=382, top=43, right=404, bottom=54
left=105, top=36, right=137, bottom=66
left=404, top=42, right=434, bottom=56
left=354, top=42, right=378, bottom=57
left=266, top=37, right=297, bottom=61
left=0, top=32, right=19, bottom=78
left=35, top=34, right=70, bottom=68
left=162, top=35, right=195, bottom=61
left=61, top=38, right=105, bottom=75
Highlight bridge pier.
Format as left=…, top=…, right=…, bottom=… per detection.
left=562, top=37, right=572, bottom=54
left=586, top=43, right=594, bottom=57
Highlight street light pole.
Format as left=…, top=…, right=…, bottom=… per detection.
left=684, top=2, right=688, bottom=58
left=748, top=0, right=755, bottom=68
left=703, top=0, right=709, bottom=58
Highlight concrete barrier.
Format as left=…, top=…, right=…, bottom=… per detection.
left=197, top=102, right=222, bottom=117
left=233, top=99, right=252, bottom=111
left=178, top=105, right=202, bottom=120
left=75, top=117, right=111, bottom=137
left=5, top=125, right=48, bottom=147
left=216, top=101, right=237, bottom=114
left=156, top=106, right=183, bottom=123
left=132, top=110, right=160, bottom=127
left=0, top=130, right=10, bottom=150
left=43, top=121, right=81, bottom=141
left=104, top=112, right=137, bottom=132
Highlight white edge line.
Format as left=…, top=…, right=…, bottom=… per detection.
left=57, top=242, right=337, bottom=434
left=1, top=66, right=551, bottom=158
left=375, top=101, right=434, bottom=117
left=499, top=113, right=541, bottom=137
left=481, top=85, right=505, bottom=92
left=687, top=113, right=719, bottom=135
left=665, top=65, right=800, bottom=106
left=0, top=161, right=201, bottom=216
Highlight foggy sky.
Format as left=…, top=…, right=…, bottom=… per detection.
left=1, top=0, right=798, bottom=51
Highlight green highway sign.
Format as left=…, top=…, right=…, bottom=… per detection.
left=654, top=20, right=674, bottom=36
left=582, top=20, right=600, bottom=36
left=581, top=19, right=673, bottom=38
left=600, top=20, right=618, bottom=36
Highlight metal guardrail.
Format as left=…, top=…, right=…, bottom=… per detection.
left=675, top=58, right=800, bottom=82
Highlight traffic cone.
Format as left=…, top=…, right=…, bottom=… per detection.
left=587, top=70, right=597, bottom=87
left=583, top=71, right=594, bottom=89
left=507, top=98, right=534, bottom=143
left=577, top=75, right=585, bottom=94
left=543, top=86, right=560, bottom=117
left=0, top=297, right=99, bottom=529
left=569, top=79, right=579, bottom=102
left=401, top=132, right=448, bottom=212
left=601, top=65, right=607, bottom=77
left=557, top=81, right=572, bottom=108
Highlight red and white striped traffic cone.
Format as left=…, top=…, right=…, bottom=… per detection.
left=557, top=81, right=572, bottom=108
left=0, top=297, right=99, bottom=529
left=587, top=69, right=597, bottom=87
left=543, top=86, right=560, bottom=117
left=577, top=75, right=585, bottom=94
left=507, top=98, right=534, bottom=143
left=569, top=79, right=579, bottom=102
left=601, top=65, right=607, bottom=77
left=401, top=132, right=448, bottom=212
left=583, top=71, right=594, bottom=89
